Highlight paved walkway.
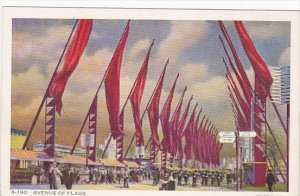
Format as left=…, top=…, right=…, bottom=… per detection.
left=11, top=181, right=233, bottom=191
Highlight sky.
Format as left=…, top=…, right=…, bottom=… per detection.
left=12, top=19, right=290, bottom=157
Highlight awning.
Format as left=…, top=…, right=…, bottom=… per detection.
left=11, top=149, right=54, bottom=162
left=101, top=159, right=125, bottom=167
left=57, top=155, right=102, bottom=166
left=123, top=160, right=139, bottom=168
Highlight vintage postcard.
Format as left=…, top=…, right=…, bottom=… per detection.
left=1, top=6, right=300, bottom=196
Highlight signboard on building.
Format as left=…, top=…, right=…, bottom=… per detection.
left=219, top=132, right=236, bottom=143
left=219, top=137, right=235, bottom=143
left=219, top=132, right=235, bottom=138
left=239, top=131, right=257, bottom=138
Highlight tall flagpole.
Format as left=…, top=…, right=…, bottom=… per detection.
left=23, top=19, right=79, bottom=150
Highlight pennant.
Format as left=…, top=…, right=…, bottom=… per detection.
left=177, top=96, right=193, bottom=154
left=219, top=36, right=252, bottom=104
left=218, top=21, right=252, bottom=93
left=49, top=19, right=93, bottom=114
left=130, top=41, right=154, bottom=145
left=169, top=87, right=187, bottom=155
left=184, top=103, right=198, bottom=160
left=160, top=73, right=179, bottom=152
left=234, top=21, right=273, bottom=100
left=105, top=21, right=130, bottom=139
left=224, top=59, right=251, bottom=119
left=147, top=60, right=169, bottom=147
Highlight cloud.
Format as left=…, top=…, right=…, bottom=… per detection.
left=244, top=21, right=290, bottom=40
left=179, top=63, right=210, bottom=85
left=128, top=39, right=152, bottom=60
left=157, top=21, right=210, bottom=63
left=12, top=25, right=72, bottom=74
left=190, top=76, right=229, bottom=107
left=12, top=66, right=48, bottom=106
left=278, top=47, right=290, bottom=66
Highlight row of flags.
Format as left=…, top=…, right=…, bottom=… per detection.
left=219, top=21, right=273, bottom=133
left=45, top=19, right=223, bottom=167
left=218, top=21, right=274, bottom=186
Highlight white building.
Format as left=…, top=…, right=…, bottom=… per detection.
left=33, top=141, right=85, bottom=156
left=100, top=135, right=116, bottom=159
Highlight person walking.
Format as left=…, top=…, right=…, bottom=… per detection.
left=123, top=168, right=129, bottom=188
left=117, top=169, right=122, bottom=184
left=192, top=172, right=197, bottom=187
left=48, top=163, right=55, bottom=189
left=204, top=171, right=209, bottom=186
left=183, top=171, right=188, bottom=186
left=177, top=170, right=182, bottom=186
left=51, top=162, right=62, bottom=189
left=266, top=170, right=276, bottom=192
left=64, top=165, right=74, bottom=190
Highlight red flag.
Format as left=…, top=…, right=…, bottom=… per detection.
left=201, top=118, right=210, bottom=163
left=49, top=19, right=93, bottom=114
left=169, top=87, right=187, bottom=155
left=196, top=115, right=206, bottom=161
left=196, top=115, right=205, bottom=161
left=218, top=21, right=252, bottom=92
left=228, top=86, right=248, bottom=130
left=184, top=103, right=198, bottom=160
left=225, top=70, right=250, bottom=120
left=178, top=96, right=193, bottom=137
left=234, top=21, right=273, bottom=100
left=194, top=109, right=202, bottom=131
left=147, top=60, right=169, bottom=147
left=130, top=41, right=154, bottom=145
left=219, top=36, right=251, bottom=104
left=192, top=109, right=202, bottom=160
left=105, top=21, right=130, bottom=139
left=160, top=73, right=179, bottom=151
left=177, top=96, right=193, bottom=154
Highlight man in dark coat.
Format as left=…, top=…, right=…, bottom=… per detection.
left=201, top=171, right=205, bottom=186
left=266, top=170, right=276, bottom=192
left=192, top=172, right=197, bottom=187
left=183, top=171, right=188, bottom=185
left=204, top=171, right=209, bottom=186
left=123, top=168, right=130, bottom=188
left=63, top=165, right=74, bottom=190
left=177, top=170, right=182, bottom=186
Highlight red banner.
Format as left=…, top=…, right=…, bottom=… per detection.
left=105, top=21, right=130, bottom=139
left=49, top=19, right=93, bottom=114
left=177, top=96, right=193, bottom=154
left=192, top=110, right=202, bottom=160
left=234, top=21, right=273, bottom=101
left=130, top=42, right=154, bottom=145
left=160, top=74, right=179, bottom=152
left=184, top=103, right=198, bottom=160
left=147, top=60, right=169, bottom=147
left=219, top=36, right=251, bottom=104
left=169, top=87, right=187, bottom=155
left=218, top=21, right=252, bottom=94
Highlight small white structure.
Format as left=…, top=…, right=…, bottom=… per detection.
left=100, top=135, right=116, bottom=159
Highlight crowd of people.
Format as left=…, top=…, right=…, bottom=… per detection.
left=32, top=162, right=237, bottom=190
left=34, top=162, right=152, bottom=189
left=152, top=168, right=236, bottom=190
